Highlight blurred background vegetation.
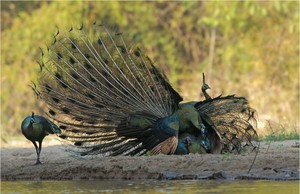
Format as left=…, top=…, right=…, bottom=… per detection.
left=1, top=1, right=299, bottom=141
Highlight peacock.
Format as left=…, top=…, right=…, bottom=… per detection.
left=21, top=112, right=61, bottom=164
left=30, top=23, right=257, bottom=156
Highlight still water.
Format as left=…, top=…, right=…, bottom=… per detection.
left=1, top=180, right=299, bottom=194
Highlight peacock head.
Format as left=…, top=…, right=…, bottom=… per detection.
left=30, top=112, right=36, bottom=124
left=202, top=83, right=211, bottom=91
left=202, top=72, right=210, bottom=91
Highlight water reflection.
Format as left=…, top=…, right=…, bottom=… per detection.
left=1, top=180, right=299, bottom=194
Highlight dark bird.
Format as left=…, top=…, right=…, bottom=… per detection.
left=21, top=112, right=61, bottom=164
left=32, top=23, right=258, bottom=156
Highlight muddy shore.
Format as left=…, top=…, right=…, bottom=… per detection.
left=1, top=139, right=299, bottom=181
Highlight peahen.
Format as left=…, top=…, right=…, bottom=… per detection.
left=31, top=23, right=258, bottom=156
left=21, top=112, right=61, bottom=164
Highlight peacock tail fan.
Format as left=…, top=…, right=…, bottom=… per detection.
left=195, top=95, right=258, bottom=154
left=35, top=23, right=183, bottom=156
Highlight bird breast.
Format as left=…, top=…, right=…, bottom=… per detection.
left=21, top=119, right=45, bottom=141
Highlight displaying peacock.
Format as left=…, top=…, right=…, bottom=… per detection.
left=31, top=23, right=258, bottom=156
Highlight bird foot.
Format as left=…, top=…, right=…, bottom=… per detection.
left=34, top=160, right=42, bottom=165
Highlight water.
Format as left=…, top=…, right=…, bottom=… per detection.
left=1, top=180, right=299, bottom=194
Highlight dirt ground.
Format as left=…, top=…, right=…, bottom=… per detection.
left=1, top=137, right=299, bottom=181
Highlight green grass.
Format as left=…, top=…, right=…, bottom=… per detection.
left=262, top=131, right=299, bottom=142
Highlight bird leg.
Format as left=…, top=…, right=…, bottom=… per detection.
left=37, top=140, right=44, bottom=165
left=31, top=141, right=41, bottom=165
